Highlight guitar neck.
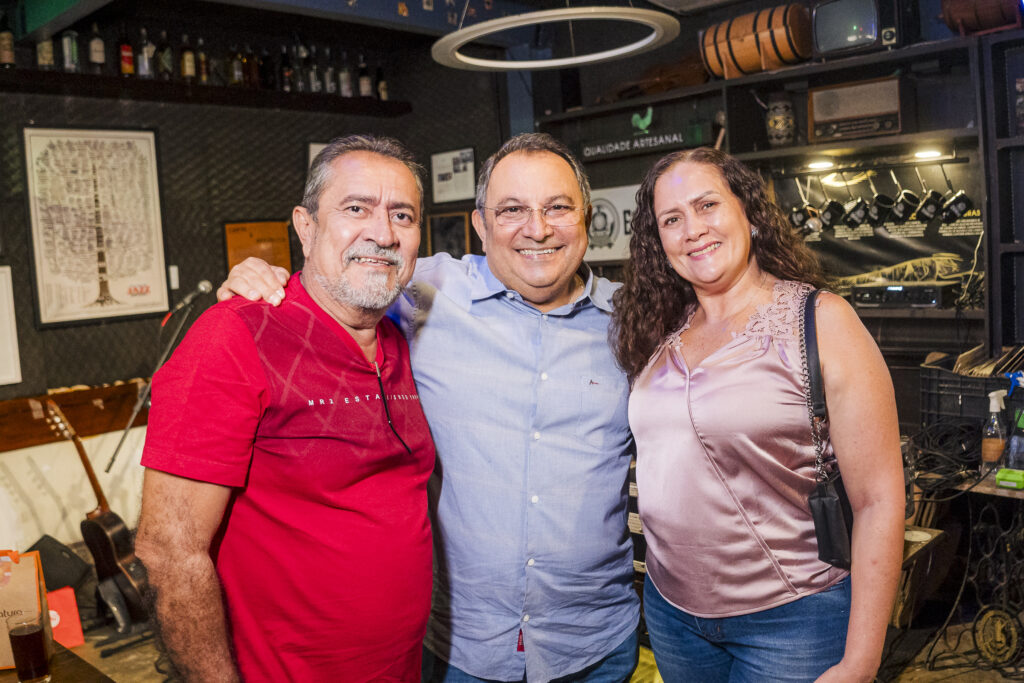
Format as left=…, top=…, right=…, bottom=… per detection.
left=45, top=400, right=110, bottom=514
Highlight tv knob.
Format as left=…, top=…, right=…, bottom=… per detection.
left=881, top=28, right=897, bottom=44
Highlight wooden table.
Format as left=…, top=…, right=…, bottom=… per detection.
left=0, top=643, right=114, bottom=683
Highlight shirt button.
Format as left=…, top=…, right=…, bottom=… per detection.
left=533, top=431, right=541, bottom=440
left=506, top=292, right=514, bottom=299
left=542, top=314, right=548, bottom=321
left=527, top=558, right=535, bottom=566
left=531, top=495, right=539, bottom=503
left=540, top=372, right=548, bottom=381
left=522, top=615, right=530, bottom=622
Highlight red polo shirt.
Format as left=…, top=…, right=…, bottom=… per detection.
left=142, top=273, right=434, bottom=682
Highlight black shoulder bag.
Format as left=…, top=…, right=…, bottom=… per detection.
left=802, top=289, right=854, bottom=570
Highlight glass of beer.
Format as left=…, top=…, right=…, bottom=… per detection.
left=7, top=611, right=50, bottom=683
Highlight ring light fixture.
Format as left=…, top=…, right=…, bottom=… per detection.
left=431, top=7, right=681, bottom=71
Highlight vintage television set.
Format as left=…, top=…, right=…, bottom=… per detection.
left=811, top=0, right=920, bottom=59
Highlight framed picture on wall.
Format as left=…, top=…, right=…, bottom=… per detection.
left=427, top=212, right=471, bottom=258
left=23, top=127, right=168, bottom=325
left=224, top=220, right=292, bottom=271
left=308, top=142, right=329, bottom=167
left=0, top=267, right=21, bottom=386
left=430, top=148, right=476, bottom=204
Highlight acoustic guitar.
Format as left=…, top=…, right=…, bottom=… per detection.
left=44, top=399, right=150, bottom=627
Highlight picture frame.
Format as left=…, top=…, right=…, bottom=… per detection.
left=224, top=220, right=293, bottom=272
left=427, top=212, right=471, bottom=258
left=0, top=267, right=21, bottom=386
left=308, top=142, right=329, bottom=167
left=430, top=147, right=476, bottom=204
left=23, top=127, right=168, bottom=325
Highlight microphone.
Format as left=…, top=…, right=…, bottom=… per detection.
left=170, top=280, right=213, bottom=312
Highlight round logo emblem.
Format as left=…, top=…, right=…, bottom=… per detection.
left=974, top=607, right=1022, bottom=666
left=588, top=199, right=617, bottom=249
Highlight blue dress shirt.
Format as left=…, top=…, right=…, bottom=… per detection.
left=389, top=254, right=639, bottom=682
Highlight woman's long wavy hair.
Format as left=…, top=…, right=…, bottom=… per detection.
left=611, top=147, right=827, bottom=382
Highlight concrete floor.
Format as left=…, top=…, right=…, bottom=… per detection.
left=70, top=622, right=1019, bottom=682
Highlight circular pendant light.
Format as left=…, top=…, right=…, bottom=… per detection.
left=431, top=7, right=680, bottom=71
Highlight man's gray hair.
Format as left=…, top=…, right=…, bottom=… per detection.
left=302, top=134, right=425, bottom=219
left=475, top=133, right=591, bottom=212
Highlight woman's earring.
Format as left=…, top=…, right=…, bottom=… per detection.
left=750, top=227, right=758, bottom=238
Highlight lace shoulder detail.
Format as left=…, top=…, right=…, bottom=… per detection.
left=742, top=280, right=812, bottom=341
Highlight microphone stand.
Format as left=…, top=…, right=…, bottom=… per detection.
left=104, top=302, right=199, bottom=473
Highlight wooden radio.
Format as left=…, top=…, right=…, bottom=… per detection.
left=808, top=76, right=914, bottom=142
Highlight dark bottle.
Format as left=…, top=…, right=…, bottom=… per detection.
left=375, top=64, right=387, bottom=101
left=60, top=30, right=79, bottom=73
left=357, top=53, right=372, bottom=97
left=278, top=44, right=292, bottom=92
left=87, top=22, right=106, bottom=75
left=293, top=41, right=307, bottom=93
left=180, top=34, right=195, bottom=83
left=243, top=44, right=259, bottom=88
left=136, top=27, right=154, bottom=78
left=323, top=46, right=336, bottom=94
left=228, top=44, right=244, bottom=86
left=155, top=30, right=173, bottom=80
left=196, top=37, right=208, bottom=84
left=307, top=44, right=321, bottom=93
left=337, top=50, right=353, bottom=97
left=118, top=24, right=134, bottom=76
left=258, top=46, right=275, bottom=90
left=36, top=36, right=55, bottom=70
left=0, top=10, right=14, bottom=68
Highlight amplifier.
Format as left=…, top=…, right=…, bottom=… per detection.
left=851, top=281, right=958, bottom=308
left=808, top=76, right=914, bottom=142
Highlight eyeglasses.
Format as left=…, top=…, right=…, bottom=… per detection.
left=484, top=204, right=582, bottom=228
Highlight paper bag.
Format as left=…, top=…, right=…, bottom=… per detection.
left=0, top=550, right=54, bottom=669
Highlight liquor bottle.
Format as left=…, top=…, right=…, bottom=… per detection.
left=243, top=44, right=259, bottom=88
left=307, top=45, right=322, bottom=93
left=36, top=36, right=55, bottom=71
left=60, top=30, right=79, bottom=73
left=278, top=44, right=292, bottom=92
left=0, top=10, right=14, bottom=69
left=357, top=53, right=372, bottom=97
left=375, top=64, right=387, bottom=101
left=155, top=30, right=173, bottom=80
left=293, top=40, right=307, bottom=93
left=118, top=24, right=134, bottom=76
left=337, top=50, right=353, bottom=97
left=228, top=44, right=244, bottom=86
left=179, top=34, right=195, bottom=83
left=258, top=46, right=275, bottom=90
left=136, top=27, right=154, bottom=78
left=87, top=22, right=105, bottom=75
left=196, top=37, right=208, bottom=84
left=323, top=46, right=336, bottom=94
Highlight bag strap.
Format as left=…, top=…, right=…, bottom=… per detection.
left=799, top=288, right=830, bottom=482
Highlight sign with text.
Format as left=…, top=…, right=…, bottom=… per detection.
left=586, top=184, right=639, bottom=264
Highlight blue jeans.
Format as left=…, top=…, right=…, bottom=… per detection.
left=421, top=629, right=639, bottom=682
left=643, top=574, right=850, bottom=682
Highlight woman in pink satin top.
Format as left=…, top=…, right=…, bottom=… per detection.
left=611, top=148, right=904, bottom=682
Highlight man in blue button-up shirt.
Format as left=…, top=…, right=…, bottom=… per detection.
left=220, top=133, right=639, bottom=682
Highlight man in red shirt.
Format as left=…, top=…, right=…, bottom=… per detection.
left=135, top=135, right=435, bottom=682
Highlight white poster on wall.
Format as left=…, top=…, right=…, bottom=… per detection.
left=0, top=266, right=21, bottom=386
left=585, top=184, right=639, bottom=264
left=24, top=128, right=168, bottom=324
left=431, top=148, right=475, bottom=204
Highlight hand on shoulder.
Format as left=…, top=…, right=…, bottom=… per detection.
left=217, top=257, right=291, bottom=306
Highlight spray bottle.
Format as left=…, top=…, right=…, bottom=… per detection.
left=982, top=389, right=1008, bottom=471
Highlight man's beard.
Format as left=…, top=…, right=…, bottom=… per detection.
left=312, top=243, right=406, bottom=311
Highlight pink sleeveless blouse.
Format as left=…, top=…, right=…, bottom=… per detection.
left=629, top=280, right=848, bottom=618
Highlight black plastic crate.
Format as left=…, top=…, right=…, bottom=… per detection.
left=920, top=357, right=1020, bottom=428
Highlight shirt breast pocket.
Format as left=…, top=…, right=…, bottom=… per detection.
left=575, top=374, right=631, bottom=450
